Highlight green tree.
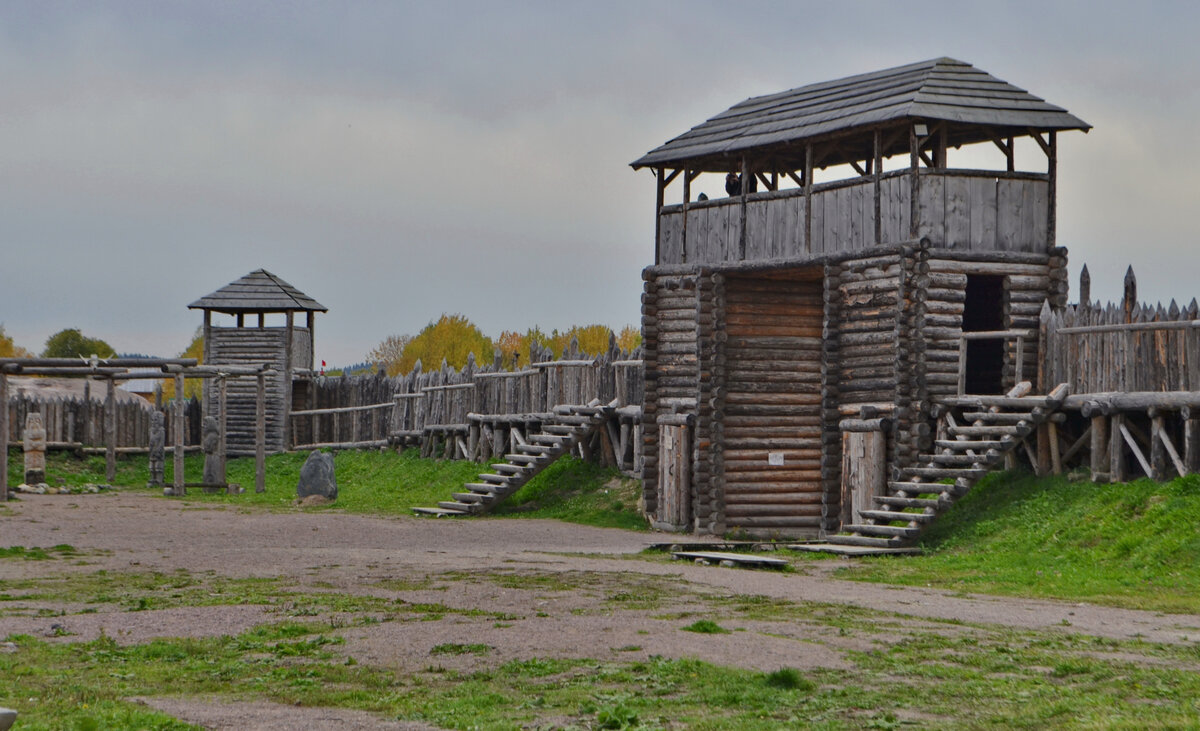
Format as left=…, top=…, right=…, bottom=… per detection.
left=41, top=329, right=115, bottom=359
left=398, top=314, right=493, bottom=374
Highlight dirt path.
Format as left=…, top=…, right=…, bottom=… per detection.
left=4, top=492, right=1200, bottom=728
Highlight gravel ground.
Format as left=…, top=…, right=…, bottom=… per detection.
left=3, top=491, right=1200, bottom=729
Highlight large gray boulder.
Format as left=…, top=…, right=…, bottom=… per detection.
left=0, top=707, right=16, bottom=731
left=296, top=451, right=337, bottom=500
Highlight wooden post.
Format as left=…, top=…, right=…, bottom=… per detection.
left=1110, top=413, right=1126, bottom=483
left=173, top=372, right=185, bottom=495
left=218, top=375, right=228, bottom=483
left=1123, top=267, right=1137, bottom=324
left=804, top=144, right=813, bottom=252
left=255, top=372, right=266, bottom=493
left=739, top=156, right=749, bottom=261
left=1090, top=413, right=1109, bottom=482
left=654, top=168, right=665, bottom=264
left=82, top=378, right=91, bottom=445
left=681, top=169, right=691, bottom=263
left=1185, top=406, right=1200, bottom=475
left=105, top=377, right=116, bottom=482
left=1149, top=409, right=1167, bottom=480
left=873, top=128, right=882, bottom=245
left=306, top=311, right=316, bottom=369
left=909, top=122, right=921, bottom=238
left=0, top=372, right=7, bottom=503
left=1047, top=130, right=1057, bottom=249
left=285, top=310, right=295, bottom=450
left=1005, top=136, right=1015, bottom=172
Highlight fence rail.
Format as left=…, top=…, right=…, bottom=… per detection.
left=4, top=389, right=200, bottom=449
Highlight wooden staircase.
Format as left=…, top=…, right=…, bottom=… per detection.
left=411, top=399, right=617, bottom=517
left=826, top=382, right=1070, bottom=551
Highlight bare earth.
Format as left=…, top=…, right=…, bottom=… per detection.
left=3, top=492, right=1200, bottom=729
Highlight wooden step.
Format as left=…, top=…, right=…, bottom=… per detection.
left=901, top=466, right=987, bottom=481
left=886, top=481, right=948, bottom=496
left=948, top=425, right=1024, bottom=437
left=452, top=492, right=493, bottom=504
left=542, top=425, right=577, bottom=435
left=530, top=434, right=570, bottom=445
left=934, top=439, right=1008, bottom=451
left=480, top=473, right=516, bottom=485
left=438, top=501, right=481, bottom=513
left=505, top=454, right=546, bottom=465
left=859, top=509, right=935, bottom=524
left=491, top=463, right=528, bottom=475
left=516, top=444, right=554, bottom=455
left=925, top=453, right=990, bottom=467
left=412, top=506, right=467, bottom=517
left=548, top=414, right=593, bottom=426
left=827, top=534, right=906, bottom=548
left=960, top=412, right=1034, bottom=424
left=844, top=523, right=921, bottom=539
left=463, top=482, right=504, bottom=494
left=876, top=495, right=942, bottom=509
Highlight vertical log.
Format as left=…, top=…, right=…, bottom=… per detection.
left=0, top=372, right=7, bottom=503
left=654, top=168, right=665, bottom=264
left=1185, top=407, right=1200, bottom=475
left=173, top=373, right=185, bottom=496
left=218, top=375, right=228, bottom=483
left=256, top=372, right=266, bottom=493
left=1123, top=266, right=1137, bottom=324
left=804, top=144, right=813, bottom=251
left=873, top=129, right=882, bottom=245
left=738, top=156, right=749, bottom=261
left=83, top=378, right=92, bottom=445
left=909, top=123, right=920, bottom=238
left=105, top=378, right=117, bottom=482
left=1047, top=130, right=1057, bottom=249
left=1090, top=413, right=1109, bottom=482
left=1110, top=412, right=1126, bottom=483
left=1149, top=409, right=1168, bottom=481
left=681, top=169, right=691, bottom=263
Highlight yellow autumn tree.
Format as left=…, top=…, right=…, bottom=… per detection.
left=162, top=328, right=204, bottom=401
left=0, top=324, right=33, bottom=358
left=616, top=325, right=642, bottom=352
left=397, top=314, right=494, bottom=374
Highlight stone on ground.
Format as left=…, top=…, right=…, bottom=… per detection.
left=296, top=451, right=337, bottom=500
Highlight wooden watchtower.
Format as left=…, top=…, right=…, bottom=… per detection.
left=632, top=58, right=1090, bottom=538
left=189, top=269, right=326, bottom=455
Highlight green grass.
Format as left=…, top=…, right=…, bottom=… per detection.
left=831, top=470, right=1200, bottom=613
left=8, top=448, right=644, bottom=530
left=0, top=545, right=77, bottom=561
left=681, top=619, right=731, bottom=634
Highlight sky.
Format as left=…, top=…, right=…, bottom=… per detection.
left=2, top=1, right=1198, bottom=366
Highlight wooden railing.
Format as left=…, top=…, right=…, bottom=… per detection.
left=952, top=329, right=1036, bottom=395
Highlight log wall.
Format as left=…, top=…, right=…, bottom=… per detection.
left=719, top=272, right=824, bottom=537
left=658, top=170, right=1049, bottom=265
left=205, top=327, right=308, bottom=455
left=640, top=272, right=700, bottom=523
left=3, top=391, right=199, bottom=449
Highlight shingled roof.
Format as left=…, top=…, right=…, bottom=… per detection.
left=632, top=57, right=1091, bottom=172
left=188, top=269, right=327, bottom=314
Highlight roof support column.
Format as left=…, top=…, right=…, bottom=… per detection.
left=909, top=124, right=920, bottom=239
left=654, top=168, right=665, bottom=264
left=1047, top=130, right=1057, bottom=249
left=873, top=129, right=882, bottom=245
left=804, top=144, right=813, bottom=253
left=739, top=157, right=749, bottom=261
left=681, top=170, right=691, bottom=263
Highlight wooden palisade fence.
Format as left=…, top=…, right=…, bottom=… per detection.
left=290, top=339, right=645, bottom=475
left=3, top=390, right=200, bottom=453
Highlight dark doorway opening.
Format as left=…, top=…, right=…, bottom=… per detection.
left=963, top=275, right=1006, bottom=394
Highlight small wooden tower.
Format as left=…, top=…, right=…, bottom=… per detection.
left=189, top=269, right=326, bottom=455
left=631, top=58, right=1090, bottom=539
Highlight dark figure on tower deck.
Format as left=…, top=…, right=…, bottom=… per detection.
left=724, top=172, right=741, bottom=197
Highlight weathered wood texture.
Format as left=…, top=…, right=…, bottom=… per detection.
left=654, top=422, right=691, bottom=531
left=658, top=171, right=1049, bottom=265
left=1044, top=292, right=1200, bottom=394
left=719, top=273, right=824, bottom=538
left=640, top=273, right=700, bottom=520
left=205, top=326, right=309, bottom=455
left=3, top=390, right=199, bottom=450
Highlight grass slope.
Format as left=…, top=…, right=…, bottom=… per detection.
left=7, top=448, right=645, bottom=530
left=833, top=470, right=1200, bottom=613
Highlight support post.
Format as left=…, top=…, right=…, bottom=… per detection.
left=1110, top=413, right=1126, bottom=483
left=909, top=123, right=920, bottom=238
left=218, top=375, right=228, bottom=484
left=1150, top=409, right=1168, bottom=481
left=0, top=372, right=7, bottom=503
left=739, top=156, right=749, bottom=260
left=1185, top=406, right=1200, bottom=475
left=173, top=372, right=185, bottom=496
left=873, top=128, right=882, bottom=245
left=1090, top=413, right=1109, bottom=482
left=804, top=144, right=813, bottom=252
left=105, top=377, right=116, bottom=482
left=1047, top=130, right=1057, bottom=249
left=255, top=372, right=266, bottom=493
left=681, top=169, right=691, bottom=263
left=654, top=168, right=665, bottom=264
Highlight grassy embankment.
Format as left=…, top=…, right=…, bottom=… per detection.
left=5, top=447, right=645, bottom=530
left=830, top=470, right=1200, bottom=614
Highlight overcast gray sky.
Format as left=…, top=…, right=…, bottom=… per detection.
left=2, top=1, right=1197, bottom=365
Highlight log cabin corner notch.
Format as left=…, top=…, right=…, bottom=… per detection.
left=632, top=58, right=1089, bottom=539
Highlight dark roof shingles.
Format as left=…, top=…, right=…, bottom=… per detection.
left=188, top=269, right=327, bottom=313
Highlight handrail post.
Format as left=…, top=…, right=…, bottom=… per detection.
left=1015, top=336, right=1025, bottom=384
left=957, top=335, right=967, bottom=396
